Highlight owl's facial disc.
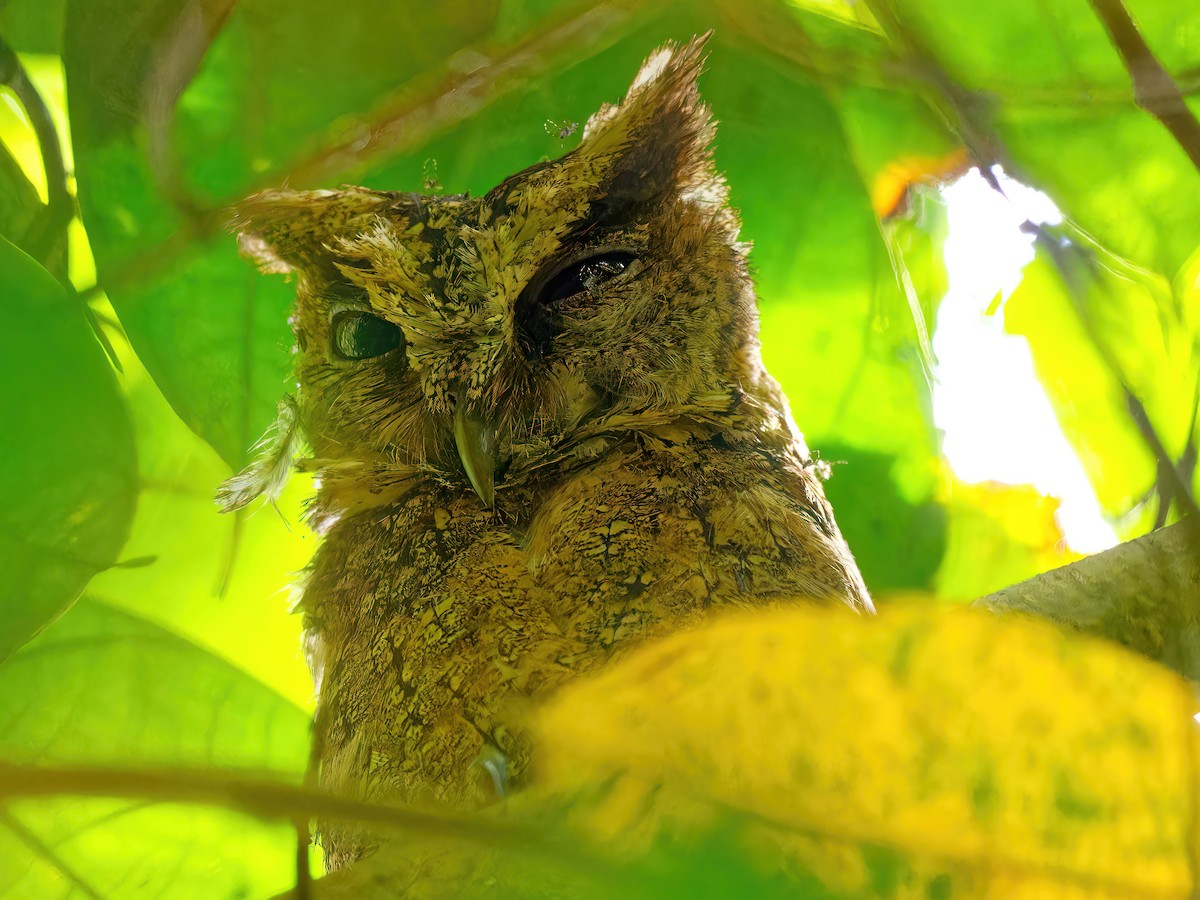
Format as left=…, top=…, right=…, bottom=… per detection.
left=224, top=37, right=759, bottom=515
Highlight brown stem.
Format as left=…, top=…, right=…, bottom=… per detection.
left=77, top=0, right=649, bottom=313
left=144, top=0, right=241, bottom=227
left=1088, top=0, right=1200, bottom=173
left=0, top=34, right=71, bottom=268
left=247, top=0, right=645, bottom=190
left=0, top=761, right=616, bottom=876
left=293, top=816, right=312, bottom=899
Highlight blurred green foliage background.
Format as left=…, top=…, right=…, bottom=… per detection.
left=0, top=0, right=1197, bottom=895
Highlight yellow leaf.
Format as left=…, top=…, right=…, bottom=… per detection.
left=530, top=604, right=1199, bottom=897
left=937, top=479, right=1081, bottom=600
left=871, top=148, right=970, bottom=219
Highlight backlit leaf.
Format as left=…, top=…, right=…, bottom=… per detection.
left=0, top=237, right=136, bottom=660
left=0, top=597, right=311, bottom=899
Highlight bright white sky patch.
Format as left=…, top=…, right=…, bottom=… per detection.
left=933, top=168, right=1118, bottom=553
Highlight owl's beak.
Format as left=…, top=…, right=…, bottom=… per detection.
left=453, top=403, right=497, bottom=509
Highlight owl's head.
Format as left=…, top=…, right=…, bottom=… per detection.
left=224, top=37, right=783, bottom=515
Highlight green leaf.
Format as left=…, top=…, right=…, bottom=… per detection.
left=890, top=0, right=1200, bottom=276
left=0, top=236, right=136, bottom=660
left=63, top=0, right=508, bottom=465
left=1004, top=240, right=1198, bottom=526
left=0, top=597, right=311, bottom=899
left=86, top=350, right=315, bottom=710
left=0, top=0, right=65, bottom=54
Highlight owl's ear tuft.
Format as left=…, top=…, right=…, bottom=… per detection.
left=581, top=33, right=720, bottom=209
left=231, top=188, right=396, bottom=275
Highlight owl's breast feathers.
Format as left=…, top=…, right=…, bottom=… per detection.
left=305, top=404, right=869, bottom=862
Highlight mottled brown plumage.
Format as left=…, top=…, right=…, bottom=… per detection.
left=221, top=37, right=871, bottom=869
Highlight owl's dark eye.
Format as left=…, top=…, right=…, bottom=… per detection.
left=518, top=250, right=636, bottom=358
left=538, top=251, right=635, bottom=305
left=331, top=310, right=403, bottom=360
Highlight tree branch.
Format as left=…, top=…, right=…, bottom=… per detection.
left=977, top=520, right=1200, bottom=681
left=75, top=0, right=650, bottom=312
left=144, top=0, right=241, bottom=226
left=0, top=761, right=617, bottom=878
left=1088, top=0, right=1200, bottom=173
left=267, top=0, right=645, bottom=190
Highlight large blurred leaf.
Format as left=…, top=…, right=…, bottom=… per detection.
left=529, top=603, right=1198, bottom=897
left=0, top=237, right=136, bottom=660
left=86, top=346, right=315, bottom=709
left=0, top=0, right=64, bottom=54
left=0, top=597, right=310, bottom=898
left=306, top=602, right=1200, bottom=897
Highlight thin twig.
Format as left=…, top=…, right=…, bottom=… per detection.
left=1088, top=0, right=1200, bottom=173
left=0, top=761, right=617, bottom=878
left=261, top=0, right=644, bottom=190
left=0, top=763, right=477, bottom=836
left=1030, top=225, right=1200, bottom=528
left=76, top=290, right=125, bottom=373
left=293, top=815, right=312, bottom=900
left=858, top=0, right=1007, bottom=172
left=294, top=699, right=328, bottom=896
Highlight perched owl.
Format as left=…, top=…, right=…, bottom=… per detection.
left=220, top=37, right=872, bottom=869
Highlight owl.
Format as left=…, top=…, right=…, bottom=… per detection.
left=219, top=36, right=872, bottom=869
